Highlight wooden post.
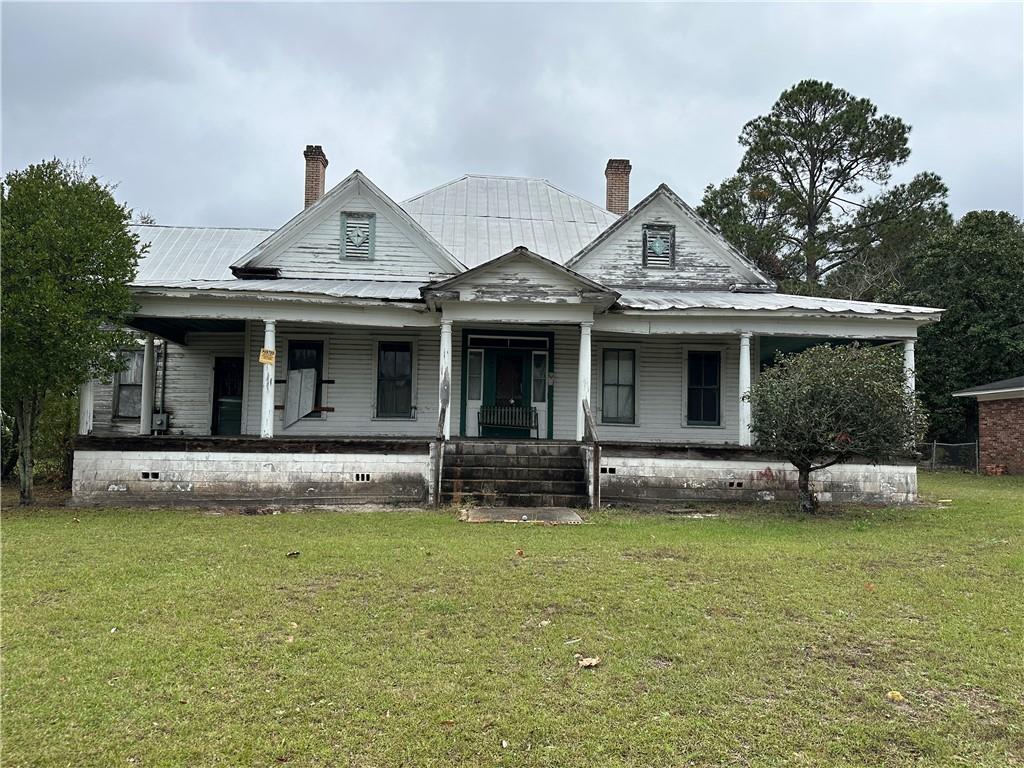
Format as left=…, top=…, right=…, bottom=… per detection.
left=260, top=320, right=276, bottom=439
left=576, top=321, right=592, bottom=441
left=439, top=319, right=452, bottom=440
left=931, top=440, right=937, bottom=471
left=903, top=339, right=916, bottom=393
left=139, top=334, right=155, bottom=436
left=78, top=380, right=94, bottom=436
left=738, top=332, right=752, bottom=446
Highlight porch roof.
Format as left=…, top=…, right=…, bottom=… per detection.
left=615, top=289, right=943, bottom=320
left=134, top=278, right=423, bottom=302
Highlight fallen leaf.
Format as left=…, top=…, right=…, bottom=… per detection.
left=286, top=551, right=300, bottom=558
left=501, top=739, right=509, bottom=749
left=515, top=549, right=525, bottom=558
left=886, top=690, right=905, bottom=703
left=110, top=627, right=118, bottom=634
left=539, top=619, right=551, bottom=627
left=578, top=656, right=601, bottom=668
left=440, top=719, right=455, bottom=727
left=865, top=583, right=877, bottom=592
left=289, top=622, right=298, bottom=629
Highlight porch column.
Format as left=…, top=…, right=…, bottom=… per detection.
left=738, top=332, right=753, bottom=446
left=78, top=380, right=93, bottom=436
left=139, top=334, right=155, bottom=435
left=903, top=339, right=916, bottom=393
left=576, top=321, right=593, bottom=441
left=438, top=319, right=453, bottom=439
left=260, top=320, right=277, bottom=439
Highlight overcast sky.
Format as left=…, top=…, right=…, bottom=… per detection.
left=3, top=2, right=1022, bottom=230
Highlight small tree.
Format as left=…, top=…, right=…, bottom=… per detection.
left=748, top=344, right=922, bottom=513
left=1, top=159, right=140, bottom=504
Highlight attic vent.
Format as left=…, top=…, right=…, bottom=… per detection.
left=642, top=223, right=675, bottom=269
left=341, top=212, right=375, bottom=260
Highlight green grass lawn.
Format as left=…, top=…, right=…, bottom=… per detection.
left=2, top=474, right=1022, bottom=767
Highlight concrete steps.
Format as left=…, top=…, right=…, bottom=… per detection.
left=441, top=440, right=589, bottom=508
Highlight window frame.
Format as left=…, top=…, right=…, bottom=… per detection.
left=372, top=338, right=417, bottom=420
left=684, top=347, right=724, bottom=428
left=113, top=348, right=146, bottom=420
left=642, top=223, right=676, bottom=269
left=285, top=336, right=328, bottom=421
left=600, top=347, right=637, bottom=425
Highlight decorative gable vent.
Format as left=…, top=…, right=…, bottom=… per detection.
left=340, top=212, right=375, bottom=259
left=642, top=223, right=675, bottom=269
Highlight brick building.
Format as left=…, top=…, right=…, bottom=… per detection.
left=954, top=376, right=1024, bottom=474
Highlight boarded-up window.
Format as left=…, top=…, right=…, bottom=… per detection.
left=287, top=340, right=323, bottom=420
left=602, top=349, right=635, bottom=424
left=642, top=223, right=675, bottom=269
left=114, top=350, right=145, bottom=418
left=687, top=351, right=721, bottom=426
left=340, top=212, right=375, bottom=259
left=377, top=341, right=413, bottom=418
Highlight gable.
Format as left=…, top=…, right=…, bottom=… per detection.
left=423, top=247, right=617, bottom=307
left=232, top=171, right=463, bottom=281
left=567, top=185, right=775, bottom=291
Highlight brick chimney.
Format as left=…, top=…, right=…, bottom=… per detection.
left=605, top=158, right=631, bottom=216
left=303, top=145, right=328, bottom=208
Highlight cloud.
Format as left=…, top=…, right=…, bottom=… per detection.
left=3, top=2, right=1021, bottom=228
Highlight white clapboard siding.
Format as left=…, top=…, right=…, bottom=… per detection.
left=90, top=334, right=244, bottom=436
left=454, top=255, right=585, bottom=302
left=243, top=322, right=441, bottom=437
left=272, top=194, right=452, bottom=280
left=591, top=333, right=740, bottom=444
left=573, top=195, right=749, bottom=290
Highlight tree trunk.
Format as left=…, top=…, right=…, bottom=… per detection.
left=1, top=419, right=19, bottom=481
left=14, top=398, right=37, bottom=506
left=797, top=465, right=817, bottom=514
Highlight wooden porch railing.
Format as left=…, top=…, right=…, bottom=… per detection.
left=582, top=399, right=601, bottom=511
left=477, top=405, right=538, bottom=437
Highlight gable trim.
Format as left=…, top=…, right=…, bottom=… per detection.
left=230, top=170, right=466, bottom=277
left=565, top=183, right=777, bottom=290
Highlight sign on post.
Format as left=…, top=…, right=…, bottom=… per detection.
left=259, top=348, right=276, bottom=365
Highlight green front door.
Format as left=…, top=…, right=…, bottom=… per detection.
left=481, top=349, right=532, bottom=438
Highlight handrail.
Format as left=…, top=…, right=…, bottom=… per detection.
left=582, top=399, right=600, bottom=511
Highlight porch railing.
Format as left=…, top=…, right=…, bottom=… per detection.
left=477, top=405, right=538, bottom=437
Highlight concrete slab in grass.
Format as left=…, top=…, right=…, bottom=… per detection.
left=460, top=507, right=584, bottom=524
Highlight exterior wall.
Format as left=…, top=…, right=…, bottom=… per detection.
left=978, top=396, right=1024, bottom=473
left=243, top=322, right=441, bottom=437
left=591, top=332, right=741, bottom=444
left=72, top=447, right=432, bottom=506
left=600, top=448, right=917, bottom=505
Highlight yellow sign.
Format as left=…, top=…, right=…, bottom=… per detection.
left=258, top=348, right=276, bottom=365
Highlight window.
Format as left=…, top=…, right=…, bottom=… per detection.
left=114, top=350, right=145, bottom=418
left=642, top=223, right=675, bottom=268
left=467, top=350, right=483, bottom=400
left=687, top=351, right=721, bottom=426
left=376, top=341, right=414, bottom=418
left=532, top=352, right=548, bottom=403
left=340, top=212, right=375, bottom=259
left=288, top=340, right=324, bottom=415
left=602, top=349, right=635, bottom=424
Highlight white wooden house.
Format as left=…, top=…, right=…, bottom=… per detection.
left=73, top=148, right=942, bottom=507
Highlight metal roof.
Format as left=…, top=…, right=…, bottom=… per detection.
left=402, top=174, right=620, bottom=267
left=615, top=290, right=943, bottom=317
left=137, top=278, right=423, bottom=302
left=952, top=375, right=1024, bottom=397
left=132, top=225, right=272, bottom=284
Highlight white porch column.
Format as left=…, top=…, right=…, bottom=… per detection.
left=78, top=380, right=94, bottom=436
left=139, top=334, right=155, bottom=436
left=738, top=332, right=753, bottom=446
left=260, top=320, right=277, bottom=439
left=438, top=319, right=453, bottom=439
left=903, top=339, right=916, bottom=393
left=576, top=321, right=593, bottom=441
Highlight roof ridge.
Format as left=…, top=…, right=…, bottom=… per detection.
left=402, top=173, right=614, bottom=216
left=132, top=223, right=276, bottom=232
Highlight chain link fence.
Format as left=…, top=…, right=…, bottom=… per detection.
left=917, top=441, right=979, bottom=473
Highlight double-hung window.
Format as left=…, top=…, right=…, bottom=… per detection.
left=602, top=349, right=635, bottom=424
left=686, top=350, right=721, bottom=426
left=287, top=340, right=324, bottom=416
left=376, top=341, right=414, bottom=418
left=114, top=350, right=145, bottom=418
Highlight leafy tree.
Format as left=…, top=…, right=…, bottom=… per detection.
left=1, top=159, right=141, bottom=504
left=748, top=344, right=922, bottom=513
left=699, top=80, right=948, bottom=288
left=909, top=211, right=1024, bottom=441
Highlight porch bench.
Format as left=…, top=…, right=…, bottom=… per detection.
left=478, top=405, right=539, bottom=438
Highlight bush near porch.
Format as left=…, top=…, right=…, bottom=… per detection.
left=2, top=474, right=1021, bottom=767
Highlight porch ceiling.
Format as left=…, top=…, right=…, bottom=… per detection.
left=128, top=317, right=245, bottom=344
